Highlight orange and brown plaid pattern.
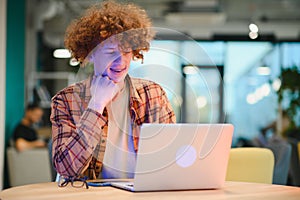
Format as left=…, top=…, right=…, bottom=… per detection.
left=50, top=75, right=176, bottom=179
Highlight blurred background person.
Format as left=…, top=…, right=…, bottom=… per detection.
left=12, top=103, right=46, bottom=152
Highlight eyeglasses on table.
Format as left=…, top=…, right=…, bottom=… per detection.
left=58, top=175, right=89, bottom=189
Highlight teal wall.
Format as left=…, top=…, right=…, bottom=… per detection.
left=4, top=0, right=26, bottom=188
left=5, top=0, right=25, bottom=144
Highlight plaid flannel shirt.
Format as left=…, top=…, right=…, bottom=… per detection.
left=50, top=75, right=176, bottom=179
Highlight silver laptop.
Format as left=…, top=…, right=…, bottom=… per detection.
left=110, top=123, right=234, bottom=192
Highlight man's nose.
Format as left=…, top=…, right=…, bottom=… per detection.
left=113, top=53, right=123, bottom=63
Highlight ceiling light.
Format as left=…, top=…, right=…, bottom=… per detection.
left=69, top=58, right=79, bottom=66
left=249, top=31, right=258, bottom=39
left=261, top=83, right=271, bottom=97
left=53, top=49, right=71, bottom=58
left=249, top=23, right=259, bottom=33
left=183, top=65, right=198, bottom=75
left=196, top=96, right=208, bottom=108
left=272, top=78, right=281, bottom=91
left=257, top=66, right=271, bottom=75
left=247, top=94, right=257, bottom=104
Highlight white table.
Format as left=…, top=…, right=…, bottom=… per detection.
left=1, top=181, right=300, bottom=200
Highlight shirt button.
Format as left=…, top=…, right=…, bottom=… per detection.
left=101, top=139, right=106, bottom=143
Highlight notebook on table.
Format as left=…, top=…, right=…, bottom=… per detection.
left=110, top=123, right=234, bottom=192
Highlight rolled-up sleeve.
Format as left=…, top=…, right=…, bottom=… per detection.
left=50, top=91, right=106, bottom=177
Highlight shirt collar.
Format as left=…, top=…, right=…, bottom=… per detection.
left=126, top=75, right=143, bottom=105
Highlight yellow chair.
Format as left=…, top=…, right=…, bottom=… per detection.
left=298, top=142, right=300, bottom=161
left=226, top=147, right=275, bottom=184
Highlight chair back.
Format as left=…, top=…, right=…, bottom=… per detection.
left=268, top=140, right=291, bottom=185
left=226, top=147, right=274, bottom=184
left=7, top=147, right=52, bottom=187
left=287, top=138, right=300, bottom=186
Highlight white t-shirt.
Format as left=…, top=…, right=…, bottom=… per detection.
left=100, top=80, right=136, bottom=179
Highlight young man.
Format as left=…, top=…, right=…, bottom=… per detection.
left=13, top=104, right=46, bottom=152
left=50, top=0, right=176, bottom=180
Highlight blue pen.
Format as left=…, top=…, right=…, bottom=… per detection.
left=87, top=182, right=111, bottom=187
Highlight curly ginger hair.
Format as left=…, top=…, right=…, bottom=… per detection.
left=64, top=0, right=154, bottom=64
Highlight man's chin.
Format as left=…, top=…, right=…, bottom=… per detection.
left=110, top=75, right=126, bottom=83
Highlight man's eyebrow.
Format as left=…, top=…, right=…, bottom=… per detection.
left=105, top=46, right=118, bottom=50
left=104, top=48, right=117, bottom=53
